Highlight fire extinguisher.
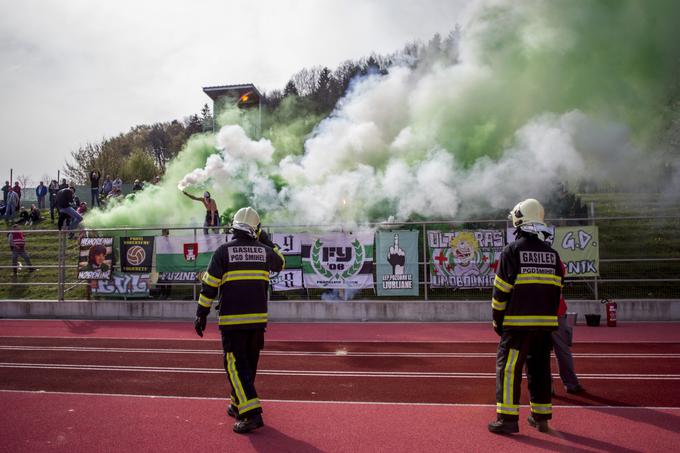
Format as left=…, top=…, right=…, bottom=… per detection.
left=601, top=298, right=617, bottom=327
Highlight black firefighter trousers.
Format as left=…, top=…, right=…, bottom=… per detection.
left=495, top=329, right=553, bottom=421
left=220, top=328, right=265, bottom=419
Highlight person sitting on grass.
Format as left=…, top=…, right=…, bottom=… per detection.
left=29, top=204, right=42, bottom=225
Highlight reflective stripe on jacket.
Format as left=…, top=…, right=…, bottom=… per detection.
left=196, top=233, right=284, bottom=330
left=491, top=233, right=563, bottom=330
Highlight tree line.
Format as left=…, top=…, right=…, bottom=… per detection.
left=64, top=29, right=462, bottom=184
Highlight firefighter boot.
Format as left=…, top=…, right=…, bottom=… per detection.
left=527, top=415, right=550, bottom=433
left=487, top=419, right=519, bottom=434
left=233, top=413, right=264, bottom=434
left=227, top=404, right=238, bottom=418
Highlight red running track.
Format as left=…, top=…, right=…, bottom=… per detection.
left=1, top=320, right=679, bottom=452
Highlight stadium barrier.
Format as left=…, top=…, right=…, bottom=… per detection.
left=0, top=216, right=679, bottom=314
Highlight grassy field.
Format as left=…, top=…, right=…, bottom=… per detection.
left=1, top=192, right=679, bottom=300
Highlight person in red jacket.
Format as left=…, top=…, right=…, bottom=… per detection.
left=7, top=224, right=35, bottom=275
left=552, top=262, right=584, bottom=394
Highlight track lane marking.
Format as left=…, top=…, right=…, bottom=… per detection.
left=2, top=335, right=678, bottom=344
left=1, top=362, right=679, bottom=379
left=0, top=345, right=677, bottom=359
left=1, top=389, right=680, bottom=410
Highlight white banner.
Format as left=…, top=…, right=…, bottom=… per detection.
left=270, top=269, right=304, bottom=291
left=300, top=231, right=374, bottom=289
left=272, top=232, right=301, bottom=255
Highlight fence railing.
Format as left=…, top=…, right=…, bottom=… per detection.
left=1, top=215, right=679, bottom=301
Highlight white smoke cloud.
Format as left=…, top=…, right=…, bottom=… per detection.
left=174, top=0, right=667, bottom=225
left=177, top=125, right=275, bottom=191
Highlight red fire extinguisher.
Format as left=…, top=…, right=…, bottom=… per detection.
left=601, top=298, right=617, bottom=327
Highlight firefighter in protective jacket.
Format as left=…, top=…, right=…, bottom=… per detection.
left=194, top=206, right=285, bottom=434
left=488, top=198, right=564, bottom=435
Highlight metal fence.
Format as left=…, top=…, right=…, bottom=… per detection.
left=1, top=215, right=679, bottom=301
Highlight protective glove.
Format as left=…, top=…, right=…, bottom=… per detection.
left=194, top=315, right=207, bottom=338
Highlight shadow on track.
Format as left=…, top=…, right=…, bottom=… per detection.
left=63, top=320, right=99, bottom=335
left=248, top=425, right=324, bottom=453
left=559, top=391, right=680, bottom=435
left=507, top=430, right=641, bottom=453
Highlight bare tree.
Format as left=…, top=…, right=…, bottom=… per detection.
left=292, top=66, right=322, bottom=97
left=15, top=174, right=31, bottom=190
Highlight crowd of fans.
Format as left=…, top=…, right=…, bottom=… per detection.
left=1, top=171, right=158, bottom=225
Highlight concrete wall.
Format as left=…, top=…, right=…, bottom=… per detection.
left=1, top=299, right=679, bottom=322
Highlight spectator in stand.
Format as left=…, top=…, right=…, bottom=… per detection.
left=107, top=186, right=122, bottom=199
left=8, top=224, right=35, bottom=275
left=182, top=190, right=220, bottom=234
left=12, top=182, right=21, bottom=201
left=77, top=202, right=88, bottom=215
left=101, top=175, right=113, bottom=198
left=59, top=178, right=68, bottom=190
left=48, top=180, right=59, bottom=222
left=29, top=204, right=42, bottom=224
left=552, top=262, right=584, bottom=395
left=2, top=181, right=10, bottom=203
left=73, top=188, right=81, bottom=208
left=132, top=179, right=143, bottom=192
left=112, top=177, right=123, bottom=192
left=153, top=176, right=161, bottom=185
left=18, top=207, right=30, bottom=224
left=36, top=181, right=48, bottom=209
left=89, top=170, right=101, bottom=207
left=55, top=184, right=83, bottom=238
left=5, top=189, right=19, bottom=220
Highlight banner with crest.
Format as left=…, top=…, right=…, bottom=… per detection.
left=428, top=229, right=504, bottom=288
left=300, top=232, right=374, bottom=289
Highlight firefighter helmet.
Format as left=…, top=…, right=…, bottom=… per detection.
left=232, top=206, right=260, bottom=238
left=509, top=198, right=545, bottom=227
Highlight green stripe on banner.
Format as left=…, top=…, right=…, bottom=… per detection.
left=156, top=254, right=212, bottom=272
left=284, top=255, right=302, bottom=268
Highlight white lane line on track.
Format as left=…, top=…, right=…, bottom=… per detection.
left=1, top=345, right=677, bottom=359
left=1, top=362, right=679, bottom=380
left=1, top=388, right=680, bottom=410
left=2, top=335, right=678, bottom=344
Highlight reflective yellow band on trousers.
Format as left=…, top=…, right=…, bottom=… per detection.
left=496, top=403, right=519, bottom=415
left=221, top=269, right=270, bottom=284
left=503, top=348, right=519, bottom=408
left=503, top=315, right=558, bottom=327
left=225, top=353, right=246, bottom=405
left=530, top=401, right=552, bottom=414
left=218, top=313, right=268, bottom=325
left=238, top=397, right=262, bottom=414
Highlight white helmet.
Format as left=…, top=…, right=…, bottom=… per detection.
left=232, top=206, right=260, bottom=238
left=509, top=198, right=545, bottom=228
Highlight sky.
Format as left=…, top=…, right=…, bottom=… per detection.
left=0, top=0, right=470, bottom=185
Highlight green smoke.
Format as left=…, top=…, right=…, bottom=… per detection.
left=85, top=97, right=322, bottom=228
left=85, top=0, right=680, bottom=228
left=433, top=0, right=680, bottom=165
